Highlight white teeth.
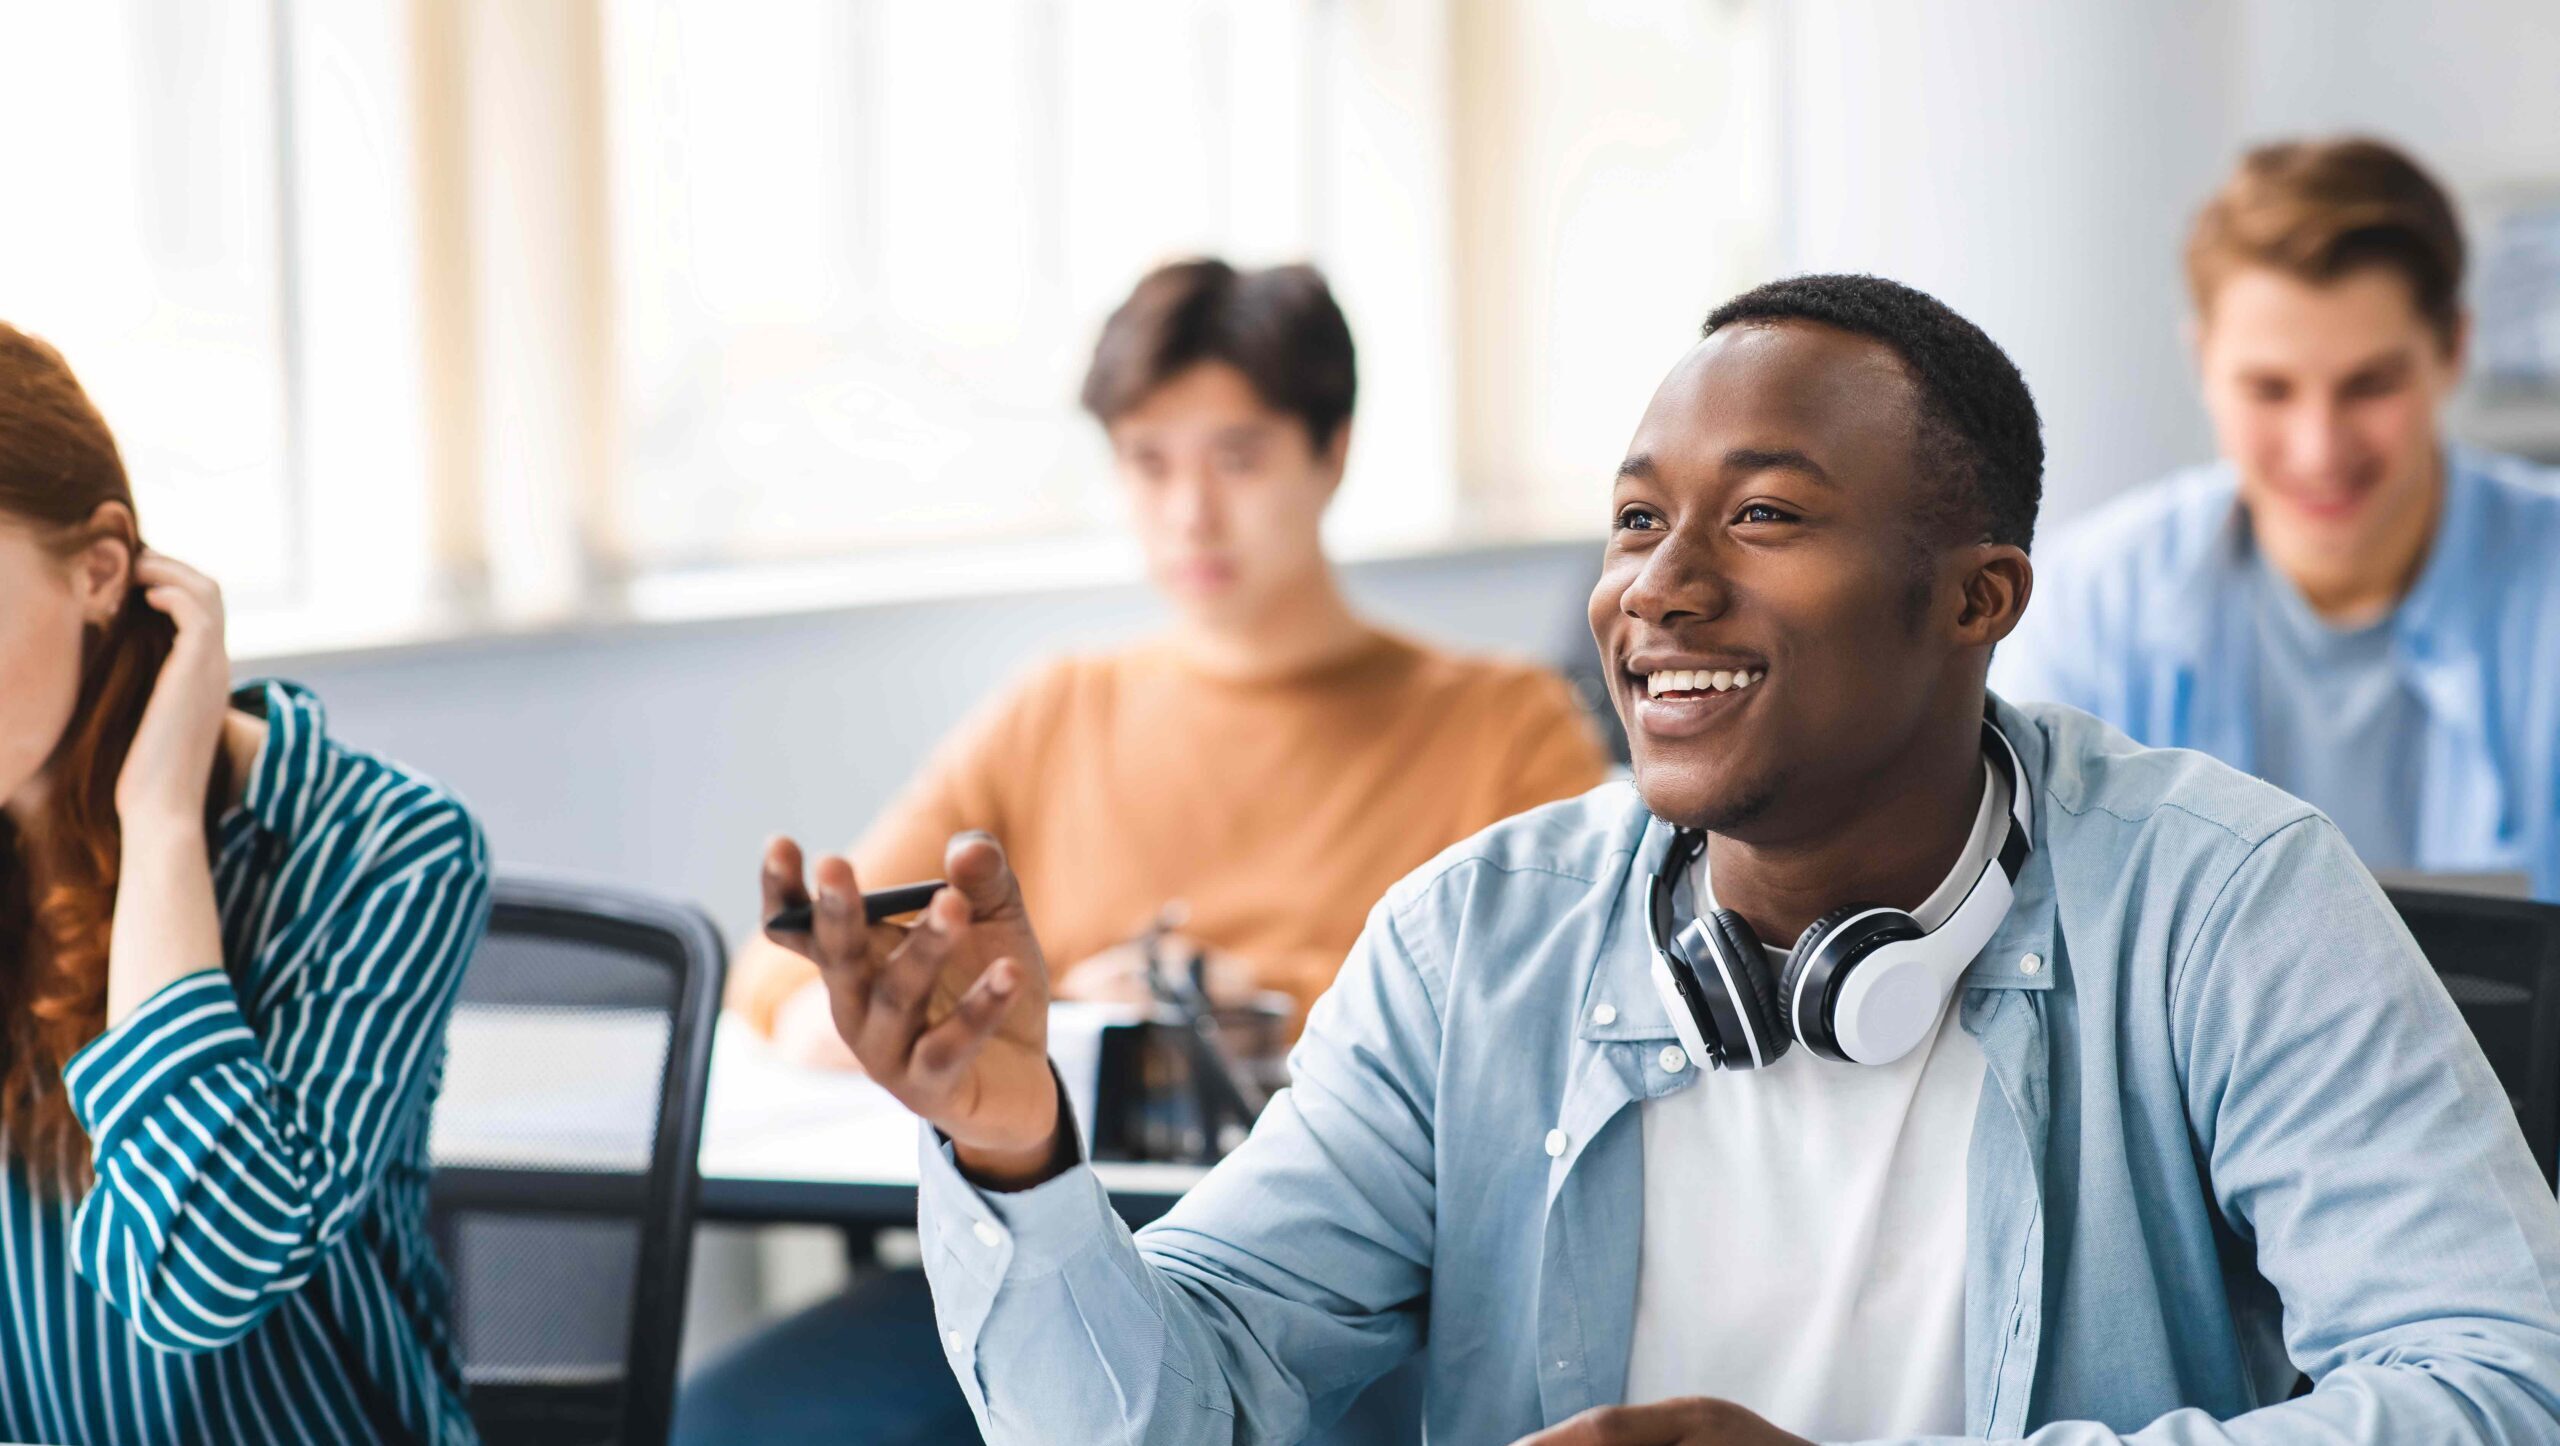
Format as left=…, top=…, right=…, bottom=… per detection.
left=1646, top=668, right=1761, bottom=697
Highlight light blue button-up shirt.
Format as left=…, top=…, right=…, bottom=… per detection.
left=1993, top=446, right=2560, bottom=901
left=917, top=698, right=2560, bottom=1443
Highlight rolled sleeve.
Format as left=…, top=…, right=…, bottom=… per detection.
left=65, top=970, right=262, bottom=1159
left=63, top=815, right=490, bottom=1354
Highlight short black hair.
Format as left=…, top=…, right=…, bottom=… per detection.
left=1081, top=259, right=1356, bottom=450
left=1700, top=274, right=2042, bottom=553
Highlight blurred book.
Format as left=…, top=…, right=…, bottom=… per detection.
left=2463, top=188, right=2560, bottom=465
left=2476, top=190, right=2560, bottom=395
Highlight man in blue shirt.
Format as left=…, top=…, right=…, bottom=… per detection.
left=764, top=273, right=2560, bottom=1442
left=1995, top=137, right=2560, bottom=899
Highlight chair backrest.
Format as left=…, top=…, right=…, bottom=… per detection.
left=2385, top=886, right=2560, bottom=1188
left=428, top=870, right=725, bottom=1446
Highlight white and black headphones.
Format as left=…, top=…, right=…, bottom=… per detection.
left=1645, top=710, right=2033, bottom=1070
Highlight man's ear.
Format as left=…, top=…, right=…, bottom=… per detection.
left=1953, top=543, right=2032, bottom=649
left=70, top=501, right=137, bottom=625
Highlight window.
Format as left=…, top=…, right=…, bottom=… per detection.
left=0, top=2, right=435, bottom=655
left=0, top=4, right=296, bottom=603
left=600, top=0, right=1450, bottom=578
left=2, top=2, right=1772, bottom=652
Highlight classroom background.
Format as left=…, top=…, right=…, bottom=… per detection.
left=4, top=0, right=2557, bottom=1390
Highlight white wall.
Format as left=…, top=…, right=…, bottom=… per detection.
left=1772, top=0, right=2560, bottom=532
left=1776, top=1, right=2239, bottom=527
left=1451, top=0, right=1776, bottom=537
left=2237, top=0, right=2560, bottom=187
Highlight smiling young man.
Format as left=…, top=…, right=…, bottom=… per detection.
left=764, top=273, right=2560, bottom=1444
left=1995, top=138, right=2560, bottom=898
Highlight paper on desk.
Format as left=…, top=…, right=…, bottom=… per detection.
left=697, top=1003, right=1145, bottom=1183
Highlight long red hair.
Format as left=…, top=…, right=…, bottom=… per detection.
left=0, top=322, right=233, bottom=1181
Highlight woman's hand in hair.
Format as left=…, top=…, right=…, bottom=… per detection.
left=114, top=550, right=234, bottom=830
left=103, top=550, right=237, bottom=1026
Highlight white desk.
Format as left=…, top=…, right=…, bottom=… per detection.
left=695, top=1020, right=1209, bottom=1227
left=434, top=1008, right=1208, bottom=1228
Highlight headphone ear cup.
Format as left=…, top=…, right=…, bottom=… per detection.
left=1703, top=908, right=1790, bottom=1066
left=1782, top=904, right=1920, bottom=1061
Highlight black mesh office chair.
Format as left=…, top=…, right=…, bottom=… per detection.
left=2386, top=886, right=2560, bottom=1188
left=428, top=871, right=725, bottom=1446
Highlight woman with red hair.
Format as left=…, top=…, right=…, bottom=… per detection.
left=0, top=322, right=490, bottom=1444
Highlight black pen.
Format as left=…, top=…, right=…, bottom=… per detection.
left=764, top=880, right=946, bottom=935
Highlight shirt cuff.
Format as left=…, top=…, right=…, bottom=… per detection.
left=915, top=1107, right=1119, bottom=1288
left=63, top=969, right=261, bottom=1159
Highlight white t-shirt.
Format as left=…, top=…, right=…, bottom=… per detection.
left=1622, top=760, right=2005, bottom=1439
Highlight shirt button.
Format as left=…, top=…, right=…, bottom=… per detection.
left=1657, top=1046, right=1688, bottom=1074
left=2019, top=952, right=2045, bottom=977
left=1591, top=1003, right=1618, bottom=1027
left=971, top=1220, right=1005, bottom=1249
left=1544, top=1128, right=1569, bottom=1158
left=945, top=1329, right=965, bottom=1353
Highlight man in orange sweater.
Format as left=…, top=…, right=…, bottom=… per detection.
left=682, top=259, right=1608, bottom=1445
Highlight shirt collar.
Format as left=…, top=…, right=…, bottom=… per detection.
left=1968, top=696, right=2064, bottom=993
left=227, top=678, right=331, bottom=839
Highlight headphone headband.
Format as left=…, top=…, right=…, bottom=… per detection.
left=1645, top=706, right=2033, bottom=1069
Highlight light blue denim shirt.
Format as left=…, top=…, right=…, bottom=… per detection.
left=1992, top=446, right=2560, bottom=901
left=917, top=698, right=2560, bottom=1444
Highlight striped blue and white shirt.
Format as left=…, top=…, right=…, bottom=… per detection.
left=0, top=680, right=490, bottom=1446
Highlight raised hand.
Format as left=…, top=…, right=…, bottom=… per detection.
left=102, top=548, right=240, bottom=1028
left=760, top=831, right=1069, bottom=1187
left=114, top=550, right=234, bottom=828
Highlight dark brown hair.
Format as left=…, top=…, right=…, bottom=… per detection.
left=2185, top=136, right=2467, bottom=350
left=0, top=322, right=232, bottom=1181
left=1080, top=259, right=1357, bottom=449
